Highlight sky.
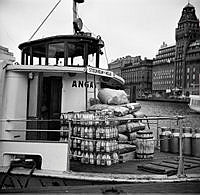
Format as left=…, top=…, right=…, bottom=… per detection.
left=0, top=0, right=200, bottom=69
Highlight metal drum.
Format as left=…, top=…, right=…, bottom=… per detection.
left=169, top=128, right=179, bottom=154
left=160, top=127, right=171, bottom=152
left=192, top=129, right=200, bottom=157
left=183, top=127, right=192, bottom=156
left=136, top=131, right=154, bottom=159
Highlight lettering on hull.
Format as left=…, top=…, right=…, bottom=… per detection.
left=72, top=80, right=96, bottom=88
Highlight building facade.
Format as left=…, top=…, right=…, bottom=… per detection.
left=185, top=39, right=200, bottom=95
left=108, top=58, right=123, bottom=77
left=0, top=45, right=15, bottom=64
left=108, top=55, right=141, bottom=77
left=109, top=3, right=200, bottom=99
left=121, top=56, right=153, bottom=98
left=175, top=3, right=200, bottom=95
left=152, top=43, right=175, bottom=97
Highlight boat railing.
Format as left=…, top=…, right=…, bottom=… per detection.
left=0, top=118, right=70, bottom=139
left=0, top=115, right=187, bottom=177
left=1, top=115, right=186, bottom=147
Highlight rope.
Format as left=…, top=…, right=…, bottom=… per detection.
left=103, top=46, right=109, bottom=67
left=29, top=0, right=62, bottom=41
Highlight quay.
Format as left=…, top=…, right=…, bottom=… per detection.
left=137, top=97, right=190, bottom=104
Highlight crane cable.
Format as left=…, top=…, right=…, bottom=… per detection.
left=29, top=0, right=62, bottom=41
left=104, top=46, right=109, bottom=67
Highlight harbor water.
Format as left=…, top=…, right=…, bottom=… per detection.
left=138, top=100, right=200, bottom=131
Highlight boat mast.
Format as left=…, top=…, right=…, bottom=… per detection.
left=73, top=0, right=84, bottom=34
left=73, top=0, right=78, bottom=27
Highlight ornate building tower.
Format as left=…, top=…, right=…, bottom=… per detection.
left=175, top=3, right=200, bottom=93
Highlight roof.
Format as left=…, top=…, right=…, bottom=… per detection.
left=18, top=34, right=99, bottom=50
left=189, top=39, right=200, bottom=48
left=184, top=3, right=194, bottom=9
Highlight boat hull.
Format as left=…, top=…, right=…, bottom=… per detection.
left=0, top=171, right=200, bottom=193
left=189, top=105, right=200, bottom=113
left=189, top=95, right=200, bottom=113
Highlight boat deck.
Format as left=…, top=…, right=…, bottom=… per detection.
left=70, top=149, right=200, bottom=175
left=1, top=149, right=200, bottom=194
left=0, top=149, right=200, bottom=191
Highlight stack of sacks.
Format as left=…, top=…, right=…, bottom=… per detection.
left=89, top=103, right=141, bottom=117
left=118, top=111, right=146, bottom=145
left=116, top=111, right=146, bottom=156
left=89, top=88, right=146, bottom=154
left=89, top=88, right=141, bottom=116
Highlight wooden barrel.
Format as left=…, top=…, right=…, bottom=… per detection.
left=136, top=131, right=154, bottom=159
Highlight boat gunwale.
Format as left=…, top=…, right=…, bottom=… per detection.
left=0, top=166, right=200, bottom=183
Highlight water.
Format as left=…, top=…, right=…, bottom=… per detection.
left=138, top=100, right=200, bottom=130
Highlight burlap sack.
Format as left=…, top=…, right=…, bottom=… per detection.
left=89, top=104, right=110, bottom=111
left=133, top=110, right=145, bottom=118
left=129, top=132, right=137, bottom=141
left=127, top=122, right=146, bottom=133
left=98, top=88, right=129, bottom=105
left=113, top=106, right=129, bottom=117
left=121, top=103, right=141, bottom=114
left=118, top=124, right=127, bottom=133
left=118, top=133, right=128, bottom=142
left=119, top=144, right=136, bottom=154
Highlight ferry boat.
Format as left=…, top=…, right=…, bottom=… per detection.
left=0, top=0, right=200, bottom=193
left=189, top=76, right=200, bottom=113
left=188, top=74, right=200, bottom=113
left=189, top=95, right=200, bottom=113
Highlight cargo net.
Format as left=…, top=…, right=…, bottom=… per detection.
left=60, top=111, right=200, bottom=174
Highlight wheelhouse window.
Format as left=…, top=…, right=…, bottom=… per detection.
left=22, top=47, right=30, bottom=65
left=48, top=42, right=64, bottom=66
left=32, top=44, right=46, bottom=65
left=88, top=53, right=96, bottom=67
left=67, top=42, right=84, bottom=66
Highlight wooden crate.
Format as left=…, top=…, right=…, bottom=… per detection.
left=119, top=151, right=136, bottom=163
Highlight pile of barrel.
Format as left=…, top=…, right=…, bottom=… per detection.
left=160, top=127, right=200, bottom=157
